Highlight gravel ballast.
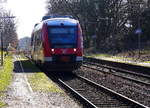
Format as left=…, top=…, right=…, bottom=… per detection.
left=74, top=67, right=150, bottom=107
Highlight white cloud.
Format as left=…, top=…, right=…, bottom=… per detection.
left=6, top=0, right=47, bottom=39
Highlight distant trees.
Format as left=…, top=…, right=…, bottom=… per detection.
left=46, top=0, right=150, bottom=53
left=18, top=37, right=31, bottom=52
left=0, top=8, right=18, bottom=50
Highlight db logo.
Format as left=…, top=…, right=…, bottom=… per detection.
left=62, top=49, right=67, bottom=54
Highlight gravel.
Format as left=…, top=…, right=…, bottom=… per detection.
left=62, top=77, right=130, bottom=108
left=74, top=66, right=150, bottom=107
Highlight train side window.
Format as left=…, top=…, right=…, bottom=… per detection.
left=31, top=35, right=33, bottom=46
left=31, top=34, right=35, bottom=51
left=35, top=32, right=38, bottom=51
left=37, top=30, right=41, bottom=46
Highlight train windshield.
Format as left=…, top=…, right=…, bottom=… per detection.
left=48, top=26, right=77, bottom=48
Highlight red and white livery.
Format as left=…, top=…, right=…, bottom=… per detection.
left=31, top=16, right=83, bottom=71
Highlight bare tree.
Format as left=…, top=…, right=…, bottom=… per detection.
left=0, top=10, right=18, bottom=50
left=45, top=0, right=150, bottom=52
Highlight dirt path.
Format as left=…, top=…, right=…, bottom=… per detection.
left=4, top=73, right=37, bottom=108
left=3, top=55, right=82, bottom=108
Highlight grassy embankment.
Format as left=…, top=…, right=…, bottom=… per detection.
left=0, top=55, right=13, bottom=107
left=86, top=53, right=134, bottom=62
left=20, top=57, right=63, bottom=93
left=85, top=49, right=150, bottom=66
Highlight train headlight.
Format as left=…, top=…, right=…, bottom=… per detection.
left=51, top=49, right=54, bottom=52
left=73, top=48, right=77, bottom=52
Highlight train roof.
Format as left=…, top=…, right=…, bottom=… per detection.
left=32, top=17, right=79, bottom=33
left=42, top=15, right=74, bottom=21
left=44, top=17, right=79, bottom=26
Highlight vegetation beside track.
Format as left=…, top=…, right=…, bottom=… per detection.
left=20, top=57, right=63, bottom=93
left=28, top=72, right=63, bottom=93
left=85, top=53, right=135, bottom=63
left=85, top=49, right=150, bottom=67
left=0, top=101, right=6, bottom=107
left=0, top=56, right=13, bottom=107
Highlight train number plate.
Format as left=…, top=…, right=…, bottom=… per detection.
left=60, top=56, right=70, bottom=62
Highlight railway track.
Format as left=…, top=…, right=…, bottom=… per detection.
left=83, top=57, right=150, bottom=86
left=26, top=56, right=149, bottom=107
left=57, top=73, right=148, bottom=108
left=83, top=57, right=150, bottom=75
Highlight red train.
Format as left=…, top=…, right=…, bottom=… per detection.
left=31, top=16, right=83, bottom=71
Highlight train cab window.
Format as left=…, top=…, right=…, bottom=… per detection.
left=48, top=26, right=77, bottom=48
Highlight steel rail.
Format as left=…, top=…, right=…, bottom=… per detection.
left=41, top=68, right=98, bottom=108
left=77, top=75, right=149, bottom=108
left=58, top=78, right=98, bottom=108
left=83, top=61, right=150, bottom=79
left=83, top=57, right=150, bottom=76
left=25, top=55, right=98, bottom=107
left=58, top=74, right=148, bottom=108
left=82, top=64, right=150, bottom=86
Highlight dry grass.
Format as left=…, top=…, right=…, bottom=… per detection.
left=0, top=56, right=13, bottom=107
left=28, top=72, right=63, bottom=93
left=19, top=57, right=63, bottom=93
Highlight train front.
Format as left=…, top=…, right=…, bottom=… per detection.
left=43, top=18, right=83, bottom=71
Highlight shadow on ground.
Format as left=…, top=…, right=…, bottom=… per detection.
left=13, top=60, right=41, bottom=73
